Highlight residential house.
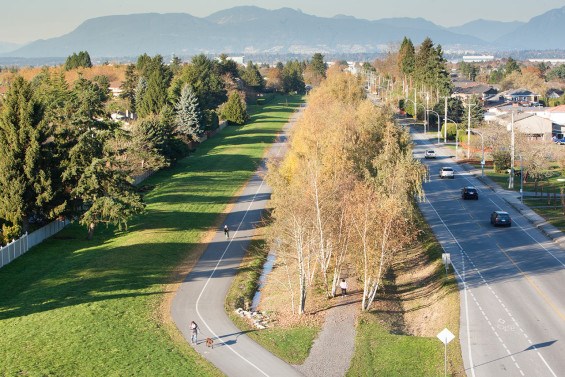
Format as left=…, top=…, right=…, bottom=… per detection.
left=534, top=105, right=565, bottom=127
left=453, top=84, right=498, bottom=102
left=493, top=112, right=553, bottom=140
left=498, top=88, right=540, bottom=104
left=547, top=88, right=564, bottom=99
left=109, top=80, right=123, bottom=97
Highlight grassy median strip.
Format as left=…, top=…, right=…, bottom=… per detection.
left=0, top=94, right=303, bottom=376
left=347, top=212, right=464, bottom=377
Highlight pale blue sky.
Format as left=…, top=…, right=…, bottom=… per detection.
left=2, top=0, right=565, bottom=44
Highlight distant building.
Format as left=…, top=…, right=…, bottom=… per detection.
left=528, top=59, right=565, bottom=65
left=462, top=55, right=495, bottom=63
left=216, top=56, right=245, bottom=65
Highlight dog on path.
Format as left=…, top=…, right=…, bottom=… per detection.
left=205, top=337, right=214, bottom=348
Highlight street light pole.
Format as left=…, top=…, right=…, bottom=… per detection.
left=520, top=154, right=523, bottom=203
left=444, top=96, right=448, bottom=143
left=509, top=112, right=515, bottom=189
left=472, top=129, right=485, bottom=177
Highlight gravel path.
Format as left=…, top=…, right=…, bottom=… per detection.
left=296, top=293, right=359, bottom=377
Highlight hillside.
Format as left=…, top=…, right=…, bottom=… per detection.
left=448, top=19, right=524, bottom=43
left=496, top=6, right=565, bottom=49
left=5, top=6, right=485, bottom=58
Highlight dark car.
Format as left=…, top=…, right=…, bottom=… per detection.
left=461, top=186, right=479, bottom=200
left=490, top=211, right=511, bottom=227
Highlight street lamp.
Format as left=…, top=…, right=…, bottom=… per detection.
left=404, top=98, right=427, bottom=132
left=464, top=100, right=482, bottom=160
left=520, top=154, right=523, bottom=203
left=427, top=109, right=441, bottom=144
left=508, top=112, right=516, bottom=189
left=471, top=129, right=485, bottom=177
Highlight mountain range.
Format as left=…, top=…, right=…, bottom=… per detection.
left=3, top=5, right=565, bottom=58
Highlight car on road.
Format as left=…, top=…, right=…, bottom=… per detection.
left=439, top=167, right=454, bottom=179
left=424, top=149, right=436, bottom=159
left=461, top=186, right=479, bottom=200
left=490, top=211, right=511, bottom=227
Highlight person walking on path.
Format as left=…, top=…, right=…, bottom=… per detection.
left=190, top=321, right=199, bottom=344
left=340, top=279, right=348, bottom=297
left=223, top=225, right=230, bottom=238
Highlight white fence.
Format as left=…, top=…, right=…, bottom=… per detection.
left=0, top=218, right=71, bottom=269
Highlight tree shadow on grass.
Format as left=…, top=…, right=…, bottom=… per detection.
left=0, top=232, right=260, bottom=321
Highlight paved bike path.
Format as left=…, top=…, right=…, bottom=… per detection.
left=171, top=110, right=304, bottom=377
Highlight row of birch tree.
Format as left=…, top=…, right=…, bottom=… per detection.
left=267, top=72, right=425, bottom=314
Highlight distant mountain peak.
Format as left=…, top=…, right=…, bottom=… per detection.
left=4, top=5, right=565, bottom=58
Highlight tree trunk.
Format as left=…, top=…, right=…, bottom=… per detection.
left=87, top=222, right=95, bottom=240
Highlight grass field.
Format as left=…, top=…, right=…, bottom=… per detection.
left=0, top=94, right=303, bottom=376
left=524, top=198, right=565, bottom=231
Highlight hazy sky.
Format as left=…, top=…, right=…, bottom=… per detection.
left=2, top=0, right=565, bottom=44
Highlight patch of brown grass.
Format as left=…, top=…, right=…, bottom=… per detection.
left=0, top=65, right=127, bottom=88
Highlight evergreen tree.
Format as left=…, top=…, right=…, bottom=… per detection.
left=310, top=53, right=327, bottom=79
left=175, top=84, right=204, bottom=141
left=170, top=56, right=183, bottom=75
left=0, top=77, right=53, bottom=239
left=217, top=54, right=240, bottom=78
left=137, top=68, right=168, bottom=118
left=120, top=64, right=138, bottom=110
left=220, top=92, right=248, bottom=125
left=168, top=54, right=227, bottom=111
left=72, top=157, right=144, bottom=239
left=64, top=51, right=92, bottom=70
left=240, top=61, right=265, bottom=91
left=70, top=77, right=108, bottom=131
left=134, top=77, right=147, bottom=113
left=398, top=37, right=415, bottom=77
left=504, top=57, right=521, bottom=76
left=282, top=60, right=305, bottom=94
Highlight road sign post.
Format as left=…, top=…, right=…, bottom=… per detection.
left=442, top=253, right=451, bottom=273
left=437, top=328, right=455, bottom=377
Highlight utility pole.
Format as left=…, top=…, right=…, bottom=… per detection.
left=414, top=88, right=418, bottom=121
left=426, top=92, right=430, bottom=134
left=467, top=102, right=471, bottom=159
left=444, top=96, right=448, bottom=143
left=509, top=112, right=515, bottom=189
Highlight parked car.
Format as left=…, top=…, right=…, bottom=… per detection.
left=424, top=149, right=436, bottom=159
left=461, top=186, right=479, bottom=200
left=490, top=211, right=511, bottom=227
left=439, top=167, right=454, bottom=179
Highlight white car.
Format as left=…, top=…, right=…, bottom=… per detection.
left=439, top=167, right=454, bottom=179
left=424, top=150, right=436, bottom=159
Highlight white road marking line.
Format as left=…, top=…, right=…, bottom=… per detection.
left=193, top=115, right=300, bottom=377
left=418, top=133, right=559, bottom=376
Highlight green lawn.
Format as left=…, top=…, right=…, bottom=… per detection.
left=484, top=168, right=565, bottom=194
left=0, top=94, right=303, bottom=376
left=347, top=313, right=456, bottom=377
left=523, top=198, right=565, bottom=232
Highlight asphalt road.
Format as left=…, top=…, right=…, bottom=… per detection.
left=413, top=128, right=565, bottom=376
left=171, top=110, right=304, bottom=377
